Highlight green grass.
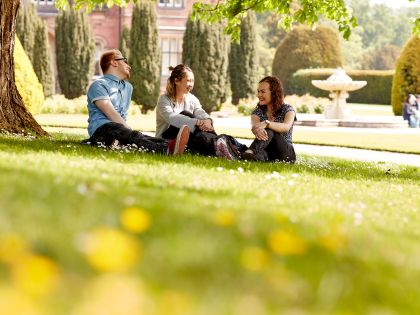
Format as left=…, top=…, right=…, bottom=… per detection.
left=0, top=132, right=419, bottom=314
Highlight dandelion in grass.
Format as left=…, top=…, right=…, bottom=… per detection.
left=216, top=166, right=223, bottom=172
left=319, top=227, right=348, bottom=252
left=157, top=291, right=195, bottom=315
left=213, top=209, right=235, bottom=227
left=11, top=254, right=59, bottom=296
left=268, top=230, right=307, bottom=255
left=81, top=227, right=141, bottom=273
left=120, top=207, right=151, bottom=234
left=241, top=246, right=269, bottom=272
left=0, top=234, right=28, bottom=264
left=0, top=286, right=41, bottom=315
left=72, top=275, right=147, bottom=315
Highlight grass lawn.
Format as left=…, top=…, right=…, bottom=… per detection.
left=0, top=132, right=419, bottom=314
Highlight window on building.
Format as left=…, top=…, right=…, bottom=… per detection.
left=158, top=0, right=183, bottom=9
left=161, top=38, right=182, bottom=75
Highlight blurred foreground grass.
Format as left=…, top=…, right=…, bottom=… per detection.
left=0, top=132, right=419, bottom=315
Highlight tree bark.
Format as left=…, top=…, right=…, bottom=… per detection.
left=0, top=0, right=47, bottom=136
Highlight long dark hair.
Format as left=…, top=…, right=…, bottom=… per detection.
left=257, top=76, right=284, bottom=117
left=166, top=64, right=193, bottom=99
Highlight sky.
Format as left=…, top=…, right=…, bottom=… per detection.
left=370, top=0, right=420, bottom=9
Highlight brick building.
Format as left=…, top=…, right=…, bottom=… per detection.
left=25, top=0, right=212, bottom=90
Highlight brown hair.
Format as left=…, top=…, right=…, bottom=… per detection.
left=166, top=64, right=193, bottom=99
left=100, top=49, right=121, bottom=73
left=257, top=76, right=284, bottom=116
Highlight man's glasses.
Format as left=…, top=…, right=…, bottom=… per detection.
left=114, top=57, right=128, bottom=64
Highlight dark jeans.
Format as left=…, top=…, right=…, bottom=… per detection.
left=89, top=122, right=168, bottom=154
left=249, top=129, right=296, bottom=163
left=161, top=111, right=218, bottom=156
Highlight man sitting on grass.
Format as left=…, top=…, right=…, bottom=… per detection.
left=85, top=49, right=189, bottom=155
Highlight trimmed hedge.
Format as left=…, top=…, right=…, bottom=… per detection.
left=14, top=36, right=44, bottom=114
left=391, top=36, right=420, bottom=115
left=291, top=69, right=394, bottom=105
left=272, top=25, right=343, bottom=95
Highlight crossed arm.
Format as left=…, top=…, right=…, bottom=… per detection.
left=251, top=111, right=295, bottom=141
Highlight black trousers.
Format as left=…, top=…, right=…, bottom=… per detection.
left=161, top=111, right=218, bottom=156
left=89, top=122, right=168, bottom=154
left=249, top=129, right=296, bottom=163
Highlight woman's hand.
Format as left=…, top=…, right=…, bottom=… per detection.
left=252, top=121, right=269, bottom=141
left=197, top=119, right=214, bottom=132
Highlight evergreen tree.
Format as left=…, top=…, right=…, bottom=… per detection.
left=391, top=36, right=420, bottom=115
left=272, top=25, right=343, bottom=95
left=119, top=25, right=131, bottom=61
left=16, top=3, right=55, bottom=96
left=55, top=9, right=95, bottom=99
left=16, top=3, right=36, bottom=64
left=229, top=12, right=258, bottom=105
left=183, top=16, right=229, bottom=113
left=129, top=1, right=161, bottom=114
left=33, top=21, right=55, bottom=97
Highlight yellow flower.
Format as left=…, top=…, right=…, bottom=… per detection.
left=319, top=228, right=347, bottom=252
left=71, top=275, right=148, bottom=315
left=83, top=227, right=141, bottom=273
left=240, top=246, right=269, bottom=272
left=0, top=234, right=28, bottom=265
left=11, top=254, right=59, bottom=296
left=0, top=286, right=40, bottom=315
left=213, top=210, right=235, bottom=227
left=157, top=291, right=195, bottom=315
left=120, top=207, right=151, bottom=234
left=267, top=230, right=307, bottom=255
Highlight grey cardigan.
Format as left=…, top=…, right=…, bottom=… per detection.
left=156, top=93, right=211, bottom=137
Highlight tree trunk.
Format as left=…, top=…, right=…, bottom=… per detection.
left=0, top=0, right=47, bottom=136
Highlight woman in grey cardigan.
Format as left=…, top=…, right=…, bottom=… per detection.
left=156, top=64, right=246, bottom=158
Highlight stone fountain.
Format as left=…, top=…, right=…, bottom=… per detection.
left=312, top=68, right=367, bottom=119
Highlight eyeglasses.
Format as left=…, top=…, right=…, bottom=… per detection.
left=114, top=57, right=128, bottom=64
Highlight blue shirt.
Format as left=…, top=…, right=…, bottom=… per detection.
left=87, top=74, right=133, bottom=136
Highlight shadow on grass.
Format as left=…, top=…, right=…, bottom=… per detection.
left=0, top=133, right=418, bottom=182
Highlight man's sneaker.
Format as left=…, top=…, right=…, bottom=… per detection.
left=167, top=125, right=190, bottom=155
left=215, top=137, right=236, bottom=160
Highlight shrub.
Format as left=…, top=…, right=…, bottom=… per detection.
left=285, top=94, right=329, bottom=114
left=272, top=25, right=343, bottom=95
left=41, top=95, right=88, bottom=114
left=360, top=44, right=401, bottom=70
left=14, top=36, right=44, bottom=115
left=41, top=95, right=141, bottom=116
left=236, top=94, right=329, bottom=115
left=291, top=68, right=394, bottom=105
left=391, top=36, right=420, bottom=115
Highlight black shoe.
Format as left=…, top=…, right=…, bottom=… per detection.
left=242, top=149, right=255, bottom=161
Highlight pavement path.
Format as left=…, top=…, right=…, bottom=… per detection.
left=237, top=138, right=420, bottom=167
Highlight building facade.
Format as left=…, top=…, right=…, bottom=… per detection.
left=25, top=0, right=212, bottom=90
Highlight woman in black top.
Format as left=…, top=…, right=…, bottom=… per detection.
left=243, top=76, right=296, bottom=163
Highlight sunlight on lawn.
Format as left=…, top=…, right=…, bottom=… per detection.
left=0, top=133, right=419, bottom=314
